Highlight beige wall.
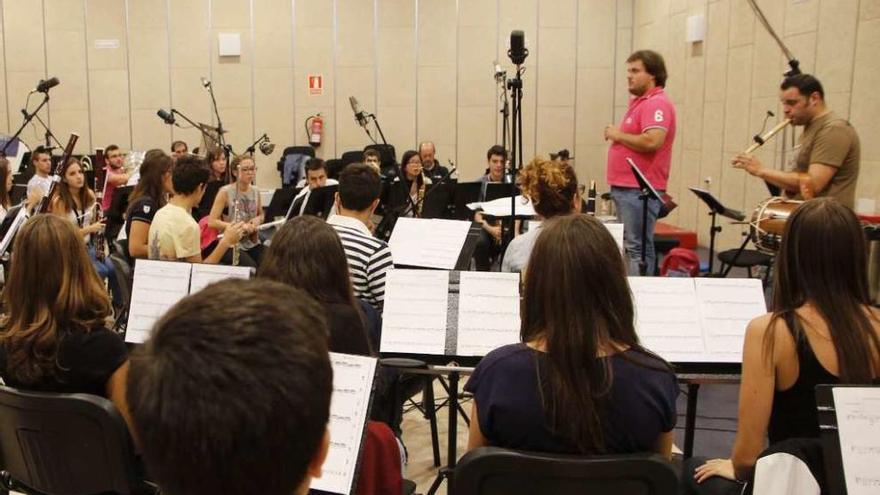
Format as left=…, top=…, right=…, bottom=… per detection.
left=633, top=0, right=880, bottom=250
left=0, top=0, right=632, bottom=190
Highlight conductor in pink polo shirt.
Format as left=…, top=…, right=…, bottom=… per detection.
left=604, top=50, right=676, bottom=275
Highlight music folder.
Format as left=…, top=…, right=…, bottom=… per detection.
left=125, top=260, right=254, bottom=344
left=310, top=353, right=377, bottom=495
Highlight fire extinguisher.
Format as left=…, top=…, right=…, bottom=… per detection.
left=305, top=113, right=323, bottom=147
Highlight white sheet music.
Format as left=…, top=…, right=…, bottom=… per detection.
left=311, top=353, right=377, bottom=495
left=125, top=260, right=192, bottom=344
left=380, top=270, right=449, bottom=354
left=0, top=205, right=28, bottom=255
left=629, top=277, right=766, bottom=363
left=457, top=272, right=521, bottom=356
left=388, top=218, right=471, bottom=269
left=695, top=278, right=766, bottom=362
left=603, top=222, right=625, bottom=254
left=467, top=195, right=536, bottom=217
left=189, top=264, right=252, bottom=294
left=833, top=387, right=880, bottom=495
left=629, top=277, right=705, bottom=362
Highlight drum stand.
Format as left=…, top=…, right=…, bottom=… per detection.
left=721, top=232, right=753, bottom=277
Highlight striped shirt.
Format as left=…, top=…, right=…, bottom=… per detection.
left=327, top=214, right=394, bottom=311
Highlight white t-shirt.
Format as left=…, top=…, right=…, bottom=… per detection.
left=27, top=174, right=54, bottom=198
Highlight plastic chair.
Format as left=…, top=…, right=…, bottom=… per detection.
left=453, top=447, right=678, bottom=495
left=0, top=385, right=155, bottom=495
left=341, top=150, right=365, bottom=166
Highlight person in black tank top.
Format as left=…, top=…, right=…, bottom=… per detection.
left=683, top=199, right=880, bottom=495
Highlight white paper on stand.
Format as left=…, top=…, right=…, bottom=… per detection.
left=126, top=260, right=192, bottom=344
left=629, top=277, right=705, bottom=362
left=467, top=195, right=535, bottom=217
left=380, top=269, right=449, bottom=354
left=388, top=217, right=471, bottom=269
left=189, top=264, right=252, bottom=294
left=694, top=278, right=766, bottom=362
left=603, top=222, right=625, bottom=254
left=456, top=272, right=521, bottom=356
left=832, top=387, right=880, bottom=495
left=311, top=353, right=378, bottom=495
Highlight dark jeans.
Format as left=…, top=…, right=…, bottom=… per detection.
left=473, top=228, right=501, bottom=271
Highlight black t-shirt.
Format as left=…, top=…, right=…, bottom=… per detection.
left=0, top=326, right=128, bottom=398
left=324, top=302, right=373, bottom=356
left=125, top=195, right=159, bottom=239
left=465, top=343, right=678, bottom=455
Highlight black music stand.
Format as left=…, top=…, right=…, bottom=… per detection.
left=689, top=187, right=746, bottom=274
left=628, top=158, right=662, bottom=276
left=421, top=181, right=455, bottom=219
left=265, top=187, right=300, bottom=221
left=452, top=182, right=482, bottom=221
left=302, top=184, right=338, bottom=219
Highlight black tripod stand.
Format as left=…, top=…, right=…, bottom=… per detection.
left=689, top=187, right=746, bottom=274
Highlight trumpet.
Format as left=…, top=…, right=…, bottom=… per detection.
left=743, top=118, right=791, bottom=154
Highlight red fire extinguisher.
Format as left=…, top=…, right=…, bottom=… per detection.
left=305, top=113, right=323, bottom=147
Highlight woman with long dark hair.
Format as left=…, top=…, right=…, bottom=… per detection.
left=259, top=216, right=373, bottom=355
left=685, top=198, right=880, bottom=493
left=465, top=214, right=678, bottom=455
left=0, top=215, right=129, bottom=412
left=125, top=149, right=173, bottom=259
left=397, top=149, right=431, bottom=217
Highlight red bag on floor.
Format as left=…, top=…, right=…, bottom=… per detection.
left=660, top=247, right=700, bottom=277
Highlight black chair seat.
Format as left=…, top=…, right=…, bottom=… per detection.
left=717, top=249, right=772, bottom=267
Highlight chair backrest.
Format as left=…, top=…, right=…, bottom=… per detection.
left=364, top=144, right=396, bottom=168
left=0, top=385, right=141, bottom=495
left=109, top=250, right=134, bottom=310
left=453, top=447, right=677, bottom=495
left=325, top=158, right=345, bottom=179
left=341, top=150, right=365, bottom=166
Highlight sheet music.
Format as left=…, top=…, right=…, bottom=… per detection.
left=694, top=278, right=766, bottom=362
left=467, top=195, right=536, bottom=217
left=629, top=277, right=705, bottom=362
left=189, top=264, right=252, bottom=294
left=603, top=222, right=625, bottom=253
left=311, top=353, right=377, bottom=495
left=0, top=205, right=28, bottom=255
left=380, top=270, right=449, bottom=354
left=126, top=260, right=192, bottom=344
left=388, top=218, right=471, bottom=269
left=832, top=387, right=880, bottom=495
left=456, top=272, right=521, bottom=356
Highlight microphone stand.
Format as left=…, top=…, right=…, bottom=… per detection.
left=2, top=92, right=56, bottom=156
left=503, top=65, right=525, bottom=248
left=204, top=82, right=232, bottom=181
left=364, top=111, right=389, bottom=146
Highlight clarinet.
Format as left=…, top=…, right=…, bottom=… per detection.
left=91, top=202, right=106, bottom=261
left=586, top=180, right=597, bottom=215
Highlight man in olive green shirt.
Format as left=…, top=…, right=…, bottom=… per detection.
left=732, top=74, right=859, bottom=209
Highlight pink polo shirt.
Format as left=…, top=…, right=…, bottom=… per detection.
left=606, top=86, right=676, bottom=191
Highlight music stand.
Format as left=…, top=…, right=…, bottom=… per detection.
left=302, top=184, right=338, bottom=219
left=627, top=158, right=662, bottom=276
left=265, top=187, right=300, bottom=221
left=452, top=182, right=482, bottom=221
left=689, top=187, right=746, bottom=274
left=422, top=182, right=455, bottom=219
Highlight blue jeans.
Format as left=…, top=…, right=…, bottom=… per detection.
left=610, top=186, right=663, bottom=276
left=88, top=246, right=121, bottom=308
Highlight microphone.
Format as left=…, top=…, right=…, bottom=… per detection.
left=157, top=109, right=176, bottom=125
left=507, top=30, right=528, bottom=65
left=349, top=96, right=368, bottom=127
left=33, top=77, right=60, bottom=93
left=200, top=77, right=211, bottom=89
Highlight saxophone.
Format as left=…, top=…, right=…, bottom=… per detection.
left=415, top=175, right=426, bottom=217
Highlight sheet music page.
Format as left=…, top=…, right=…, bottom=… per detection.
left=189, top=264, right=252, bottom=294
left=0, top=205, right=28, bottom=255
left=832, top=387, right=880, bottom=495
left=388, top=218, right=471, bottom=270
left=310, top=353, right=378, bottom=495
left=380, top=269, right=449, bottom=354
left=694, top=278, right=766, bottom=362
left=126, top=260, right=192, bottom=344
left=456, top=272, right=521, bottom=356
left=468, top=195, right=536, bottom=217
left=628, top=277, right=705, bottom=362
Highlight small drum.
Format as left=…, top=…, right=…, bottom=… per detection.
left=750, top=197, right=803, bottom=253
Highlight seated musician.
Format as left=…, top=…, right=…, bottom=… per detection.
left=126, top=279, right=332, bottom=495
left=124, top=150, right=173, bottom=260
left=101, top=144, right=131, bottom=211
left=502, top=157, right=581, bottom=273
left=419, top=141, right=449, bottom=183
left=683, top=198, right=880, bottom=494
left=25, top=146, right=53, bottom=199
left=260, top=216, right=373, bottom=356
left=194, top=148, right=229, bottom=220
left=0, top=215, right=133, bottom=431
left=473, top=145, right=508, bottom=271
left=732, top=74, right=859, bottom=209
left=171, top=140, right=188, bottom=159
left=363, top=148, right=382, bottom=175
left=466, top=214, right=678, bottom=456
left=50, top=157, right=120, bottom=308
left=393, top=150, right=431, bottom=218
left=291, top=158, right=338, bottom=216
left=207, top=154, right=265, bottom=267
left=148, top=155, right=243, bottom=263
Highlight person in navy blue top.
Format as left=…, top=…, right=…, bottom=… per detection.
left=465, top=214, right=678, bottom=457
left=684, top=198, right=880, bottom=494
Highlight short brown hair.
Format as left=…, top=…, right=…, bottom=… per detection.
left=627, top=50, right=667, bottom=87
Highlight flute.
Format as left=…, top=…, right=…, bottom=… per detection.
left=744, top=119, right=791, bottom=154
